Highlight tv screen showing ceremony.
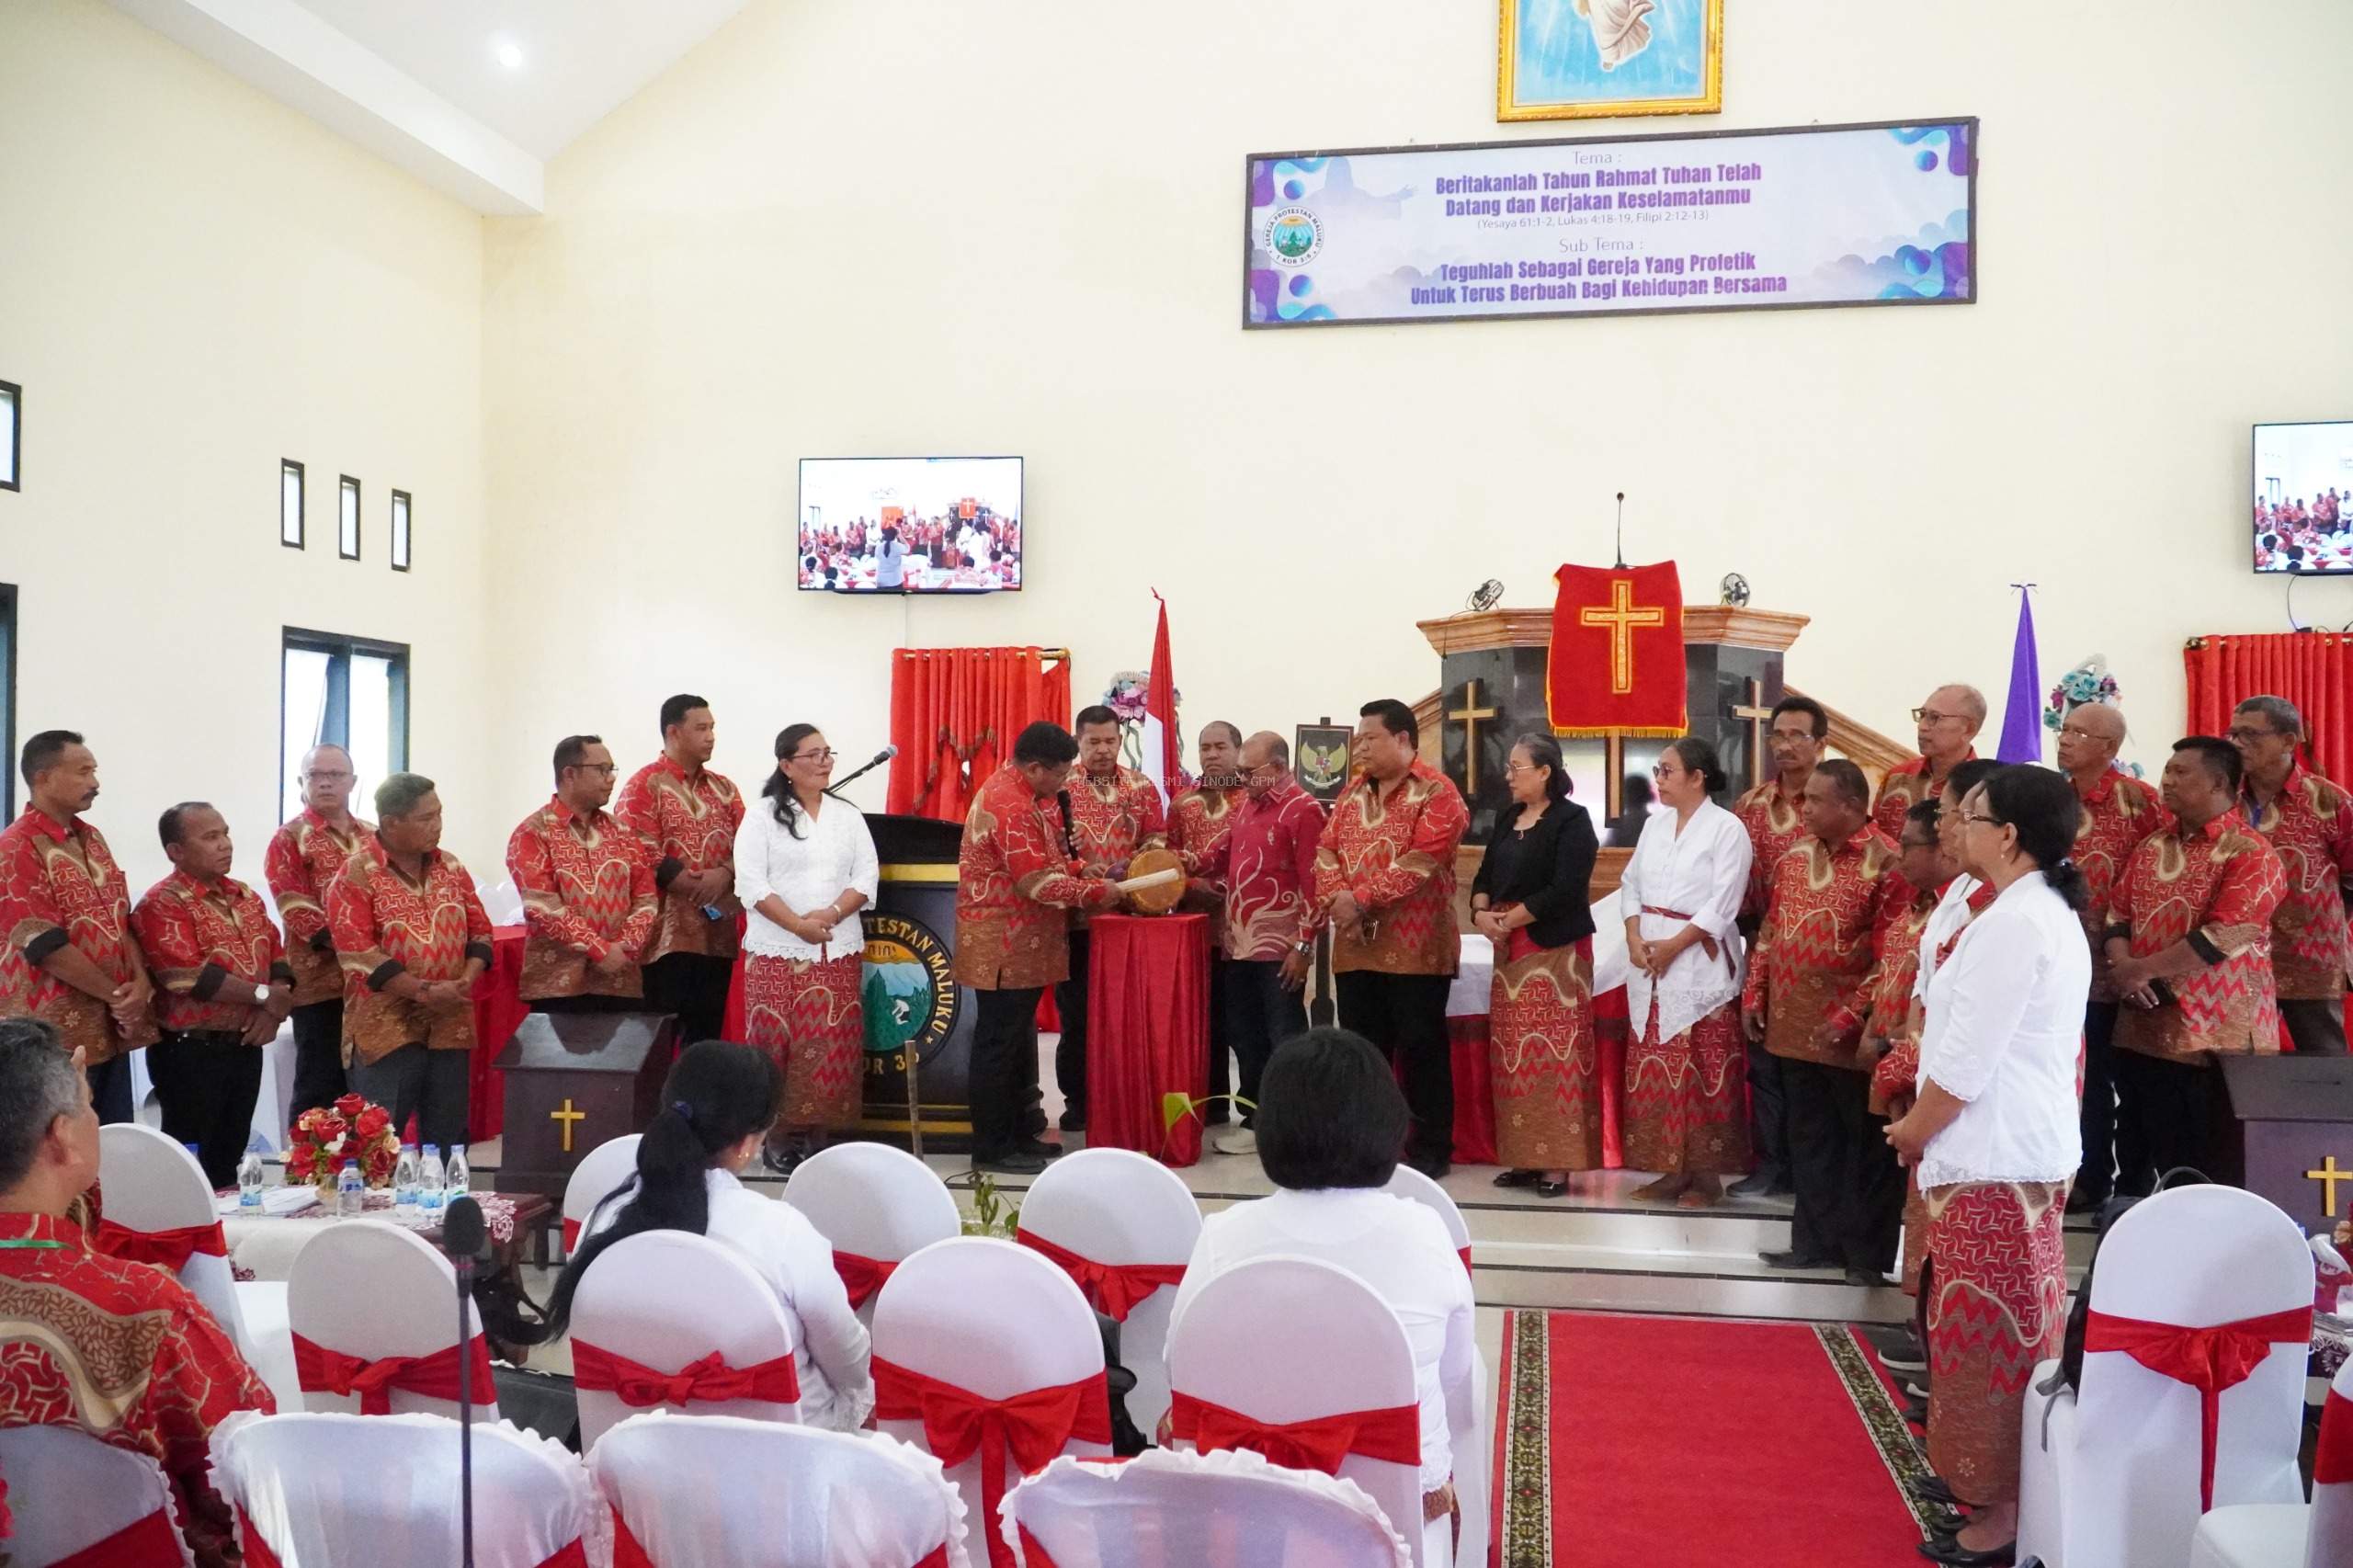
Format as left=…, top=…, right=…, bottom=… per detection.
left=797, top=455, right=1024, bottom=593
left=2254, top=421, right=2353, bottom=574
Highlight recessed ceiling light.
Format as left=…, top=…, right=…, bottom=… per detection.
left=494, top=39, right=525, bottom=70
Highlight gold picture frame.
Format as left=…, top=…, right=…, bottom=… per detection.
left=1497, top=0, right=1723, bottom=123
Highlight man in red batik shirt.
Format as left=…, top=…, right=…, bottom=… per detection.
left=1314, top=699, right=1470, bottom=1178
left=1054, top=706, right=1167, bottom=1133
left=1745, top=759, right=1912, bottom=1285
left=2229, top=695, right=2353, bottom=1056
left=131, top=804, right=295, bottom=1190
left=1728, top=694, right=1828, bottom=1199
left=954, top=722, right=1123, bottom=1174
left=0, top=1019, right=273, bottom=1568
left=1168, top=722, right=1246, bottom=1132
left=1871, top=684, right=1984, bottom=840
left=615, top=695, right=745, bottom=1044
left=263, top=743, right=377, bottom=1115
left=0, top=730, right=157, bottom=1124
left=507, top=734, right=658, bottom=1013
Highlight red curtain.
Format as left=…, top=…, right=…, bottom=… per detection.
left=2184, top=633, right=2353, bottom=778
left=886, top=648, right=1073, bottom=823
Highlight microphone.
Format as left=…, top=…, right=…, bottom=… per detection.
left=826, top=744, right=899, bottom=797
left=443, top=1196, right=486, bottom=1568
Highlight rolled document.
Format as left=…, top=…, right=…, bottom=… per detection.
left=1114, top=867, right=1182, bottom=893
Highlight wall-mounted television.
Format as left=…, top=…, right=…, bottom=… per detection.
left=2255, top=422, right=2353, bottom=574
left=797, top=456, right=1023, bottom=593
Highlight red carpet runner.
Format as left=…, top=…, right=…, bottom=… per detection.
left=1493, top=1311, right=1939, bottom=1567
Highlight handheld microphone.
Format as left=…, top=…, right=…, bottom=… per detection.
left=443, top=1195, right=486, bottom=1568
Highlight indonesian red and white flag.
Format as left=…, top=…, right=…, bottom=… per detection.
left=1142, top=593, right=1181, bottom=810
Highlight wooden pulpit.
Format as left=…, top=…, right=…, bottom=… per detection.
left=493, top=1011, right=676, bottom=1199
left=2216, top=1054, right=2353, bottom=1233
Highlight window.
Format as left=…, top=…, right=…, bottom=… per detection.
left=281, top=628, right=409, bottom=824
left=390, top=489, right=412, bottom=572
left=338, top=475, right=360, bottom=560
left=0, top=381, right=18, bottom=492
left=280, top=460, right=304, bottom=548
left=0, top=585, right=15, bottom=819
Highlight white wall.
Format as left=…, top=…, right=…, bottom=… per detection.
left=0, top=0, right=494, bottom=895
left=478, top=0, right=2353, bottom=795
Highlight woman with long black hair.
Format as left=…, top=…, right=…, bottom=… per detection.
left=733, top=724, right=879, bottom=1174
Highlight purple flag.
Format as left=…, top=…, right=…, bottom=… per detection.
left=1997, top=586, right=2042, bottom=764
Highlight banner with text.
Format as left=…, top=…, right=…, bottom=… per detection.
left=1245, top=119, right=1974, bottom=328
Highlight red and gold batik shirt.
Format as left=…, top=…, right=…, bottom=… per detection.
left=1870, top=752, right=1976, bottom=843
left=1733, top=778, right=1809, bottom=925
left=953, top=765, right=1120, bottom=990
left=2072, top=769, right=2172, bottom=1005
left=1167, top=783, right=1245, bottom=949
left=2110, top=810, right=2288, bottom=1062
left=614, top=756, right=745, bottom=963
left=1065, top=765, right=1166, bottom=931
left=1743, top=826, right=1911, bottom=1069
left=506, top=798, right=659, bottom=1001
left=1211, top=779, right=1327, bottom=962
left=327, top=847, right=494, bottom=1063
left=1313, top=759, right=1470, bottom=977
left=131, top=870, right=292, bottom=1035
left=0, top=809, right=157, bottom=1062
left=2239, top=762, right=2353, bottom=1001
left=262, top=808, right=377, bottom=1006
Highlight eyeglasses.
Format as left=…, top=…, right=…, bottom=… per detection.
left=304, top=770, right=355, bottom=782
left=571, top=763, right=619, bottom=778
left=1912, top=708, right=1962, bottom=726
left=2057, top=723, right=2108, bottom=742
left=791, top=749, right=838, bottom=764
left=2224, top=725, right=2283, bottom=744
left=1960, top=811, right=2002, bottom=827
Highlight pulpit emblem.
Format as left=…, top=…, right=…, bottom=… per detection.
left=1265, top=209, right=1323, bottom=267
left=862, top=913, right=960, bottom=1062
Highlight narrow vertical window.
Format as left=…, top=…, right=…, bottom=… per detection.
left=338, top=475, right=360, bottom=560
left=280, top=460, right=304, bottom=547
left=390, top=489, right=412, bottom=572
left=1, top=381, right=22, bottom=492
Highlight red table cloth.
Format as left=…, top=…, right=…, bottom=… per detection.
left=467, top=926, right=530, bottom=1140
left=1083, top=914, right=1210, bottom=1167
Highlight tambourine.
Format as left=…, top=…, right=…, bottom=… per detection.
left=1116, top=846, right=1188, bottom=916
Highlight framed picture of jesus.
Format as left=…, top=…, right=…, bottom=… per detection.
left=1498, top=0, right=1722, bottom=122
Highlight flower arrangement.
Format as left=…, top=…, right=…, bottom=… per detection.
left=2043, top=654, right=2120, bottom=733
left=285, top=1093, right=400, bottom=1193
left=1101, top=670, right=1157, bottom=724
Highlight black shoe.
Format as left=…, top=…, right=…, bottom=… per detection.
left=1901, top=1396, right=1929, bottom=1426
left=1058, top=1109, right=1087, bottom=1133
left=760, top=1144, right=803, bottom=1177
left=1910, top=1477, right=1961, bottom=1507
left=1493, top=1169, right=1540, bottom=1188
left=1759, top=1249, right=1836, bottom=1270
left=2065, top=1185, right=2109, bottom=1215
left=1409, top=1156, right=1452, bottom=1180
left=1017, top=1138, right=1066, bottom=1161
left=1730, top=1170, right=1790, bottom=1198
left=975, top=1152, right=1048, bottom=1176
left=1916, top=1535, right=2013, bottom=1566
left=1880, top=1335, right=1928, bottom=1374
left=1846, top=1267, right=1888, bottom=1289
left=1533, top=1179, right=1570, bottom=1198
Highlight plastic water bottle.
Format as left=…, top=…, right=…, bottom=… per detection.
left=418, top=1145, right=446, bottom=1214
left=445, top=1145, right=470, bottom=1203
left=393, top=1144, right=420, bottom=1216
left=236, top=1151, right=266, bottom=1211
left=335, top=1159, right=363, bottom=1217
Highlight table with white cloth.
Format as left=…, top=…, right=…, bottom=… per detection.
left=220, top=1190, right=548, bottom=1282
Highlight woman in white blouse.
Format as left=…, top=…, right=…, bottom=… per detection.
left=1885, top=766, right=2088, bottom=1564
left=733, top=725, right=880, bottom=1175
left=1620, top=738, right=1754, bottom=1208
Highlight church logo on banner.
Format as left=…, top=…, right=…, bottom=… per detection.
left=1548, top=561, right=1687, bottom=736
left=1265, top=208, right=1323, bottom=267
left=861, top=913, right=960, bottom=1068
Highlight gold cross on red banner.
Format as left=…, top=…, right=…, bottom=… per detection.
left=1580, top=579, right=1666, bottom=695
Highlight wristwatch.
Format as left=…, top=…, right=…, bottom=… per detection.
left=251, top=983, right=271, bottom=1006
left=1292, top=939, right=1313, bottom=957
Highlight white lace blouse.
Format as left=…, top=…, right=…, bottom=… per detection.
left=733, top=797, right=879, bottom=962
left=1619, top=800, right=1751, bottom=1042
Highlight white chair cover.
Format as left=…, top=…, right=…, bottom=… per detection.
left=1379, top=1166, right=1486, bottom=1568
left=2188, top=1349, right=2353, bottom=1568
left=234, top=1279, right=303, bottom=1412
left=96, top=1120, right=246, bottom=1350
left=209, top=1409, right=599, bottom=1567
left=569, top=1229, right=803, bottom=1451
left=0, top=1424, right=194, bottom=1568
left=588, top=1411, right=971, bottom=1567
left=786, top=1142, right=962, bottom=1325
left=2019, top=1185, right=2313, bottom=1568
left=872, top=1237, right=1112, bottom=1547
left=561, top=1132, right=642, bottom=1253
left=1015, top=1147, right=1201, bottom=1439
left=1166, top=1256, right=1441, bottom=1568
left=286, top=1219, right=500, bottom=1419
left=1005, top=1448, right=1409, bottom=1568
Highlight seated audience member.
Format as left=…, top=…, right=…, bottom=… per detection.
left=495, top=1040, right=874, bottom=1432
left=0, top=1018, right=272, bottom=1567
left=1171, top=1028, right=1475, bottom=1515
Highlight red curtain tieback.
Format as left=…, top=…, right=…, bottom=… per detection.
left=290, top=1331, right=494, bottom=1416
left=1166, top=1389, right=1422, bottom=1476
left=42, top=1506, right=181, bottom=1568
left=243, top=1509, right=584, bottom=1568
left=2320, top=1389, right=2353, bottom=1487
left=834, top=1250, right=900, bottom=1312
left=91, top=1217, right=227, bottom=1271
left=614, top=1508, right=949, bottom=1568
left=2081, top=1305, right=2312, bottom=1510
left=871, top=1357, right=1110, bottom=1568
left=1013, top=1229, right=1185, bottom=1323
left=571, top=1341, right=801, bottom=1408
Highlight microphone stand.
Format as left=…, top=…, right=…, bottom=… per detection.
left=824, top=748, right=894, bottom=800
left=444, top=1196, right=487, bottom=1568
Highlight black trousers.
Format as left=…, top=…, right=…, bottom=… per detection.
left=288, top=999, right=348, bottom=1116
left=1226, top=959, right=1308, bottom=1127
left=2114, top=1048, right=2215, bottom=1191
left=1745, top=1038, right=1790, bottom=1184
left=642, top=952, right=735, bottom=1045
left=1336, top=970, right=1454, bottom=1165
left=2075, top=1000, right=2135, bottom=1203
left=1053, top=930, right=1092, bottom=1123
left=1782, top=1059, right=1904, bottom=1273
left=971, top=985, right=1044, bottom=1160
left=349, top=1044, right=471, bottom=1151
left=2281, top=997, right=2348, bottom=1056
left=88, top=1053, right=134, bottom=1125
left=148, top=1030, right=264, bottom=1189
left=1204, top=955, right=1233, bottom=1125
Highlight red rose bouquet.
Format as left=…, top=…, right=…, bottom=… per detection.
left=286, top=1092, right=401, bottom=1194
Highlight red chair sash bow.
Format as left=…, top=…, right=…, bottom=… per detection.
left=833, top=1250, right=900, bottom=1312
left=290, top=1331, right=495, bottom=1415
left=2319, top=1388, right=2353, bottom=1488
left=1013, top=1229, right=1186, bottom=1323
left=571, top=1341, right=801, bottom=1408
left=1166, top=1389, right=1422, bottom=1477
left=91, top=1218, right=228, bottom=1271
left=40, top=1506, right=181, bottom=1568
left=1457, top=1245, right=1473, bottom=1279
left=242, top=1509, right=585, bottom=1568
left=871, top=1357, right=1110, bottom=1568
left=2081, top=1304, right=2313, bottom=1510
left=613, top=1508, right=950, bottom=1568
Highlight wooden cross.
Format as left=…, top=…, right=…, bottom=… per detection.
left=550, top=1098, right=586, bottom=1155
left=2311, top=1154, right=2353, bottom=1218
left=1448, top=678, right=1501, bottom=795
left=1579, top=578, right=1666, bottom=695
left=1733, top=677, right=1775, bottom=790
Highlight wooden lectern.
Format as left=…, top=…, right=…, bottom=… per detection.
left=2216, top=1054, right=2353, bottom=1233
left=493, top=1011, right=675, bottom=1200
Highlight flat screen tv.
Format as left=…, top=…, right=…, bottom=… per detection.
left=2255, top=422, right=2353, bottom=574
left=797, top=456, right=1023, bottom=593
